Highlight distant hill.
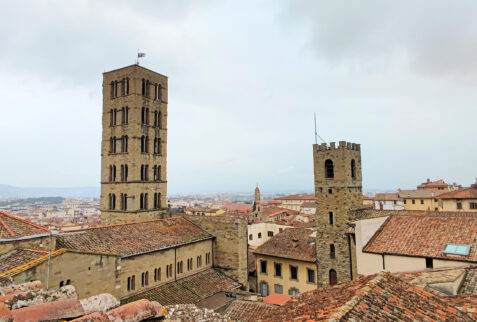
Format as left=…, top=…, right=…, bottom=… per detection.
left=0, top=185, right=100, bottom=198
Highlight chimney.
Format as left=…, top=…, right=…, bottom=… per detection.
left=427, top=178, right=430, bottom=183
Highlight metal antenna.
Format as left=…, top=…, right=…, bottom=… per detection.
left=314, top=112, right=326, bottom=144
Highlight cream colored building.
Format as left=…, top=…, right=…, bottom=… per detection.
left=253, top=228, right=318, bottom=296
left=354, top=213, right=477, bottom=276
left=437, top=182, right=477, bottom=212
left=247, top=222, right=289, bottom=249
left=398, top=189, right=444, bottom=211
left=101, top=64, right=168, bottom=225
left=273, top=194, right=314, bottom=211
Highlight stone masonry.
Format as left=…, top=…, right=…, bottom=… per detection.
left=313, top=141, right=363, bottom=287
left=101, top=64, right=168, bottom=225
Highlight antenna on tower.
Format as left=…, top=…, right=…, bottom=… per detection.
left=314, top=112, right=326, bottom=144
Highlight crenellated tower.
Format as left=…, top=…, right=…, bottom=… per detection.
left=313, top=141, right=362, bottom=287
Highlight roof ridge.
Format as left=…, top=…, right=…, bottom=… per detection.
left=61, top=215, right=185, bottom=233
left=0, top=217, right=15, bottom=237
left=0, top=211, right=50, bottom=233
left=328, top=273, right=387, bottom=321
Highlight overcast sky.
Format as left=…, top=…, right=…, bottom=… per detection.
left=0, top=0, right=476, bottom=194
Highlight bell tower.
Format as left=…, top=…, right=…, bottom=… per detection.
left=313, top=141, right=362, bottom=287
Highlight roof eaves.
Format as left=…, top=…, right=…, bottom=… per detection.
left=121, top=235, right=215, bottom=259
left=0, top=248, right=67, bottom=277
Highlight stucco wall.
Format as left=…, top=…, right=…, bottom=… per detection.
left=0, top=236, right=54, bottom=255
left=247, top=223, right=289, bottom=249
left=355, top=216, right=388, bottom=276
left=255, top=254, right=317, bottom=296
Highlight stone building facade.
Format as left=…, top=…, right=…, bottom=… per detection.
left=101, top=64, right=168, bottom=225
left=313, top=141, right=362, bottom=287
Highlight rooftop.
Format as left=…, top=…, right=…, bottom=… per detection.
left=121, top=268, right=239, bottom=306
left=374, top=193, right=401, bottom=201
left=0, top=249, right=48, bottom=274
left=418, top=179, right=450, bottom=189
left=398, top=189, right=447, bottom=199
left=224, top=300, right=278, bottom=321
left=253, top=228, right=316, bottom=262
left=364, top=215, right=477, bottom=262
left=259, top=272, right=471, bottom=321
left=437, top=186, right=477, bottom=200
left=274, top=194, right=314, bottom=201
left=0, top=212, right=50, bottom=240
left=56, top=217, right=213, bottom=257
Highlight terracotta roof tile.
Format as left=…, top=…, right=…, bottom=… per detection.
left=122, top=269, right=239, bottom=306
left=274, top=194, right=314, bottom=201
left=259, top=273, right=472, bottom=321
left=437, top=187, right=477, bottom=199
left=263, top=294, right=292, bottom=306
left=0, top=249, right=48, bottom=274
left=418, top=179, right=450, bottom=189
left=398, top=189, right=447, bottom=199
left=253, top=228, right=316, bottom=262
left=374, top=193, right=401, bottom=201
left=56, top=217, right=213, bottom=257
left=0, top=212, right=50, bottom=239
left=364, top=216, right=477, bottom=262
left=224, top=300, right=278, bottom=321
left=442, top=294, right=477, bottom=320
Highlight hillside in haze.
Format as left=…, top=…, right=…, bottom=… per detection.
left=0, top=184, right=99, bottom=198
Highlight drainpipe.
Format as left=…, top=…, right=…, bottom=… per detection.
left=174, top=247, right=177, bottom=281
left=46, top=232, right=53, bottom=290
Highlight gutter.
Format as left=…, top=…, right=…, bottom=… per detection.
left=0, top=232, right=54, bottom=242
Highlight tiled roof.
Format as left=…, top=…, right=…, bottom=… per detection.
left=418, top=179, right=449, bottom=189
left=442, top=295, right=477, bottom=320
left=56, top=217, right=213, bottom=257
left=122, top=269, right=239, bottom=306
left=259, top=272, right=471, bottom=321
left=260, top=207, right=298, bottom=217
left=224, top=300, right=278, bottom=321
left=353, top=208, right=477, bottom=221
left=398, top=189, right=446, bottom=199
left=364, top=216, right=477, bottom=262
left=0, top=249, right=48, bottom=274
left=274, top=194, right=314, bottom=201
left=374, top=193, right=401, bottom=201
left=437, top=187, right=477, bottom=199
left=263, top=294, right=292, bottom=306
left=0, top=249, right=67, bottom=278
left=459, top=267, right=477, bottom=294
left=0, top=212, right=50, bottom=239
left=253, top=228, right=316, bottom=262
left=221, top=201, right=252, bottom=213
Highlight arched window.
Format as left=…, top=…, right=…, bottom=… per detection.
left=141, top=107, right=146, bottom=124
left=121, top=107, right=125, bottom=124
left=330, top=244, right=336, bottom=259
left=124, top=136, right=128, bottom=153
left=125, top=106, right=129, bottom=124
left=126, top=78, right=129, bottom=95
left=157, top=165, right=161, bottom=181
left=351, top=159, right=356, bottom=179
left=142, top=79, right=146, bottom=96
left=158, top=111, right=162, bottom=129
left=146, top=108, right=149, bottom=124
left=145, top=136, right=149, bottom=153
left=109, top=193, right=116, bottom=210
left=109, top=109, right=114, bottom=126
left=140, top=193, right=144, bottom=209
left=145, top=80, right=150, bottom=97
left=329, top=212, right=334, bottom=225
left=325, top=159, right=334, bottom=178
left=114, top=81, right=118, bottom=97
left=120, top=78, right=125, bottom=96
left=112, top=165, right=116, bottom=181
left=329, top=269, right=337, bottom=286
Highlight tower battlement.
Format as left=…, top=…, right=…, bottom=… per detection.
left=315, top=141, right=360, bottom=152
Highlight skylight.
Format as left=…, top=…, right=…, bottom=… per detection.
left=443, top=244, right=470, bottom=256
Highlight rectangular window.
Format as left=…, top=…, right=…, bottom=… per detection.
left=288, top=288, right=299, bottom=295
left=457, top=201, right=463, bottom=210
left=307, top=269, right=315, bottom=283
left=268, top=231, right=274, bottom=237
left=470, top=202, right=477, bottom=209
left=420, top=200, right=424, bottom=205
left=260, top=260, right=267, bottom=274
left=290, top=265, right=298, bottom=280
left=274, top=284, right=283, bottom=294
left=426, top=257, right=433, bottom=269
left=404, top=200, right=407, bottom=204
left=249, top=234, right=253, bottom=240
left=412, top=199, right=415, bottom=204
left=274, top=263, right=282, bottom=277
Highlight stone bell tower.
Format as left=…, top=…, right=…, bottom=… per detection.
left=313, top=141, right=362, bottom=287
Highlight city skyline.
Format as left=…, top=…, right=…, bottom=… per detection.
left=1, top=1, right=476, bottom=194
